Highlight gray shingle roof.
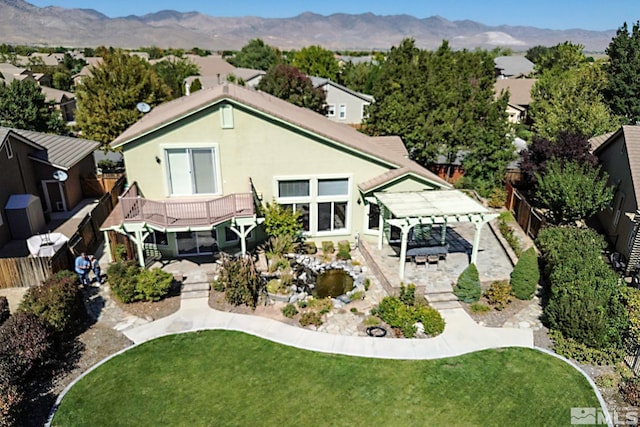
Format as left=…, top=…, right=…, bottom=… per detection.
left=309, top=76, right=374, bottom=102
left=494, top=56, right=534, bottom=77
left=0, top=127, right=99, bottom=170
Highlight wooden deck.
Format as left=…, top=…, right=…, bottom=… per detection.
left=101, top=182, right=255, bottom=230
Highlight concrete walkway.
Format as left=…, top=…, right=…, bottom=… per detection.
left=124, top=296, right=533, bottom=360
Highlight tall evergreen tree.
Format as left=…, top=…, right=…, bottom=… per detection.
left=0, top=79, right=65, bottom=133
left=75, top=49, right=171, bottom=146
left=604, top=21, right=640, bottom=123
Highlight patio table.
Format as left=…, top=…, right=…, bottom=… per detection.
left=406, top=243, right=449, bottom=260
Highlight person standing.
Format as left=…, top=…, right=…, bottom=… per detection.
left=74, top=252, right=90, bottom=286
left=90, top=255, right=102, bottom=286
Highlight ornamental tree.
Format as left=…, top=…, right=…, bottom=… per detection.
left=0, top=79, right=65, bottom=133
left=257, top=64, right=326, bottom=114
left=291, top=45, right=340, bottom=80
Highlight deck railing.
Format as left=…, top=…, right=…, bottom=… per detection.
left=119, top=183, right=255, bottom=228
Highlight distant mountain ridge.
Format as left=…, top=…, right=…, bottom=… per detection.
left=0, top=0, right=616, bottom=51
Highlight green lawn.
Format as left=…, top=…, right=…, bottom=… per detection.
left=53, top=331, right=598, bottom=426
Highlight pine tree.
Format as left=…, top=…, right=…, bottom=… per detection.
left=454, top=263, right=481, bottom=303
left=510, top=247, right=539, bottom=300
left=0, top=79, right=65, bottom=133
left=604, top=21, right=640, bottom=123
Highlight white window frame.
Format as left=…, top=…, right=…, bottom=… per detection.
left=274, top=175, right=351, bottom=237
left=162, top=144, right=222, bottom=197
left=327, top=104, right=336, bottom=117
left=338, top=104, right=346, bottom=120
left=5, top=141, right=13, bottom=159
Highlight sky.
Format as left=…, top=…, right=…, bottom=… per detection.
left=26, top=0, right=640, bottom=31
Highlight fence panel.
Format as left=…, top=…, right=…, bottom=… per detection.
left=0, top=257, right=51, bottom=289
left=505, top=183, right=547, bottom=240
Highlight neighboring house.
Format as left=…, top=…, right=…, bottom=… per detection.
left=309, top=76, right=374, bottom=125
left=184, top=54, right=236, bottom=80
left=230, top=68, right=265, bottom=87
left=494, top=78, right=537, bottom=124
left=592, top=126, right=640, bottom=274
left=336, top=55, right=374, bottom=67
left=28, top=52, right=64, bottom=67
left=0, top=128, right=99, bottom=249
left=72, top=57, right=102, bottom=86
left=40, top=86, right=77, bottom=123
left=494, top=56, right=534, bottom=79
left=0, top=63, right=35, bottom=84
left=100, top=84, right=453, bottom=265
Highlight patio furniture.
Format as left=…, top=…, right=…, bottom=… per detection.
left=413, top=255, right=428, bottom=265
left=427, top=255, right=440, bottom=269
left=406, top=243, right=450, bottom=262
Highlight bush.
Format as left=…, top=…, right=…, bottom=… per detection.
left=211, top=279, right=225, bottom=292
left=0, top=312, right=50, bottom=378
left=0, top=373, right=22, bottom=427
left=218, top=256, right=264, bottom=309
left=265, top=235, right=297, bottom=259
left=307, top=297, right=333, bottom=315
left=399, top=283, right=416, bottom=306
left=281, top=303, right=298, bottom=318
left=498, top=217, right=522, bottom=257
left=621, top=377, right=640, bottom=407
left=135, top=268, right=173, bottom=302
left=372, top=296, right=444, bottom=338
left=623, top=287, right=640, bottom=343
left=363, top=316, right=380, bottom=327
left=349, top=291, right=364, bottom=301
left=469, top=302, right=491, bottom=313
left=114, top=244, right=128, bottom=262
left=0, top=297, right=9, bottom=326
left=336, top=240, right=351, bottom=260
left=550, top=330, right=624, bottom=365
left=300, top=241, right=317, bottom=255
left=454, top=264, right=481, bottom=303
left=299, top=311, right=322, bottom=327
left=510, top=247, right=539, bottom=300
left=19, top=272, right=86, bottom=336
left=488, top=188, right=507, bottom=208
left=107, top=261, right=140, bottom=303
left=107, top=261, right=173, bottom=303
left=364, top=278, right=371, bottom=291
left=322, top=241, right=335, bottom=254
left=262, top=201, right=303, bottom=239
left=484, top=280, right=512, bottom=310
left=538, top=226, right=628, bottom=350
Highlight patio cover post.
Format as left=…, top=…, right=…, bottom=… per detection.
left=398, top=225, right=411, bottom=280
left=440, top=222, right=447, bottom=245
left=134, top=229, right=145, bottom=267
left=230, top=217, right=263, bottom=256
left=377, top=204, right=385, bottom=250
left=470, top=220, right=484, bottom=265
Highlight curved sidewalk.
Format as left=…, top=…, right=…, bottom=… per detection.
left=123, top=299, right=533, bottom=360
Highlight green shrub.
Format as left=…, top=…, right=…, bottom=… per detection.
left=262, top=201, right=303, bottom=239
left=336, top=240, right=351, bottom=260
left=498, top=218, right=522, bottom=257
left=265, top=235, right=297, bottom=259
left=350, top=307, right=359, bottom=313
left=19, top=273, right=86, bottom=336
left=322, top=241, right=335, bottom=254
left=399, top=283, right=416, bottom=306
left=415, top=304, right=445, bottom=336
left=0, top=297, right=9, bottom=326
left=114, top=243, right=128, bottom=262
left=623, top=287, right=640, bottom=343
left=97, top=159, right=117, bottom=172
left=107, top=261, right=140, bottom=303
left=595, top=372, right=619, bottom=389
left=349, top=291, right=364, bottom=301
left=538, top=226, right=628, bottom=350
left=218, top=256, right=264, bottom=309
left=488, top=188, right=507, bottom=208
left=484, top=280, right=512, bottom=310
left=281, top=303, right=298, bottom=318
left=301, top=241, right=317, bottom=255
left=135, top=268, right=173, bottom=302
left=454, top=264, right=481, bottom=303
left=469, top=302, right=491, bottom=313
left=372, top=296, right=444, bottom=338
left=308, top=297, right=333, bottom=315
left=364, top=278, right=371, bottom=291
left=510, top=247, right=539, bottom=300
left=363, top=316, right=379, bottom=326
left=550, top=330, right=624, bottom=365
left=299, top=311, right=322, bottom=327
left=0, top=312, right=50, bottom=378
left=211, top=279, right=225, bottom=292
left=266, top=279, right=282, bottom=294
left=296, top=300, right=308, bottom=309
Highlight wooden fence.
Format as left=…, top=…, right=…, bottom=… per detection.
left=505, top=180, right=546, bottom=239
left=81, top=173, right=125, bottom=198
left=0, top=174, right=126, bottom=288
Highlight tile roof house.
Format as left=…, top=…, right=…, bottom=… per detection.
left=494, top=78, right=537, bottom=124
left=309, top=76, right=374, bottom=126
left=592, top=126, right=640, bottom=273
left=0, top=128, right=99, bottom=249
left=40, top=86, right=77, bottom=123
left=100, top=83, right=452, bottom=265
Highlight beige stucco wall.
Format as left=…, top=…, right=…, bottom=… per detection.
left=324, top=85, right=371, bottom=125
left=596, top=135, right=638, bottom=258
left=123, top=101, right=439, bottom=250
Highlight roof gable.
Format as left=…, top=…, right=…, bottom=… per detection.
left=594, top=126, right=640, bottom=204
left=111, top=84, right=449, bottom=188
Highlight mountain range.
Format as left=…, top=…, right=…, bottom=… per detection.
left=0, top=0, right=616, bottom=51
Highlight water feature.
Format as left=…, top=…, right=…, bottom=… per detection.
left=314, top=269, right=354, bottom=298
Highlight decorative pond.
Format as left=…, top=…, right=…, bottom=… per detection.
left=314, top=269, right=354, bottom=298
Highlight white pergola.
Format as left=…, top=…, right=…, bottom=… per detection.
left=374, top=190, right=499, bottom=280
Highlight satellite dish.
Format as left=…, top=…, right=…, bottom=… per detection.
left=52, top=170, right=68, bottom=182
left=136, top=102, right=151, bottom=113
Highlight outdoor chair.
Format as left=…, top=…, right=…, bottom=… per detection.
left=427, top=255, right=440, bottom=269
left=413, top=255, right=427, bottom=266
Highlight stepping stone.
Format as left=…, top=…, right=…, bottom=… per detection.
left=430, top=300, right=463, bottom=310
left=181, top=290, right=210, bottom=299
left=424, top=292, right=458, bottom=303
left=182, top=283, right=210, bottom=292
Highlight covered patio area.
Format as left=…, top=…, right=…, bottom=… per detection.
left=374, top=190, right=500, bottom=281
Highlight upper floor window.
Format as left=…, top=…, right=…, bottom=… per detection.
left=338, top=104, right=346, bottom=120
left=5, top=141, right=13, bottom=159
left=327, top=104, right=336, bottom=117
left=166, top=147, right=219, bottom=195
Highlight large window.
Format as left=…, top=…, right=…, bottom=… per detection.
left=166, top=148, right=219, bottom=195
left=176, top=230, right=217, bottom=255
left=276, top=177, right=349, bottom=235
left=338, top=104, right=346, bottom=120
